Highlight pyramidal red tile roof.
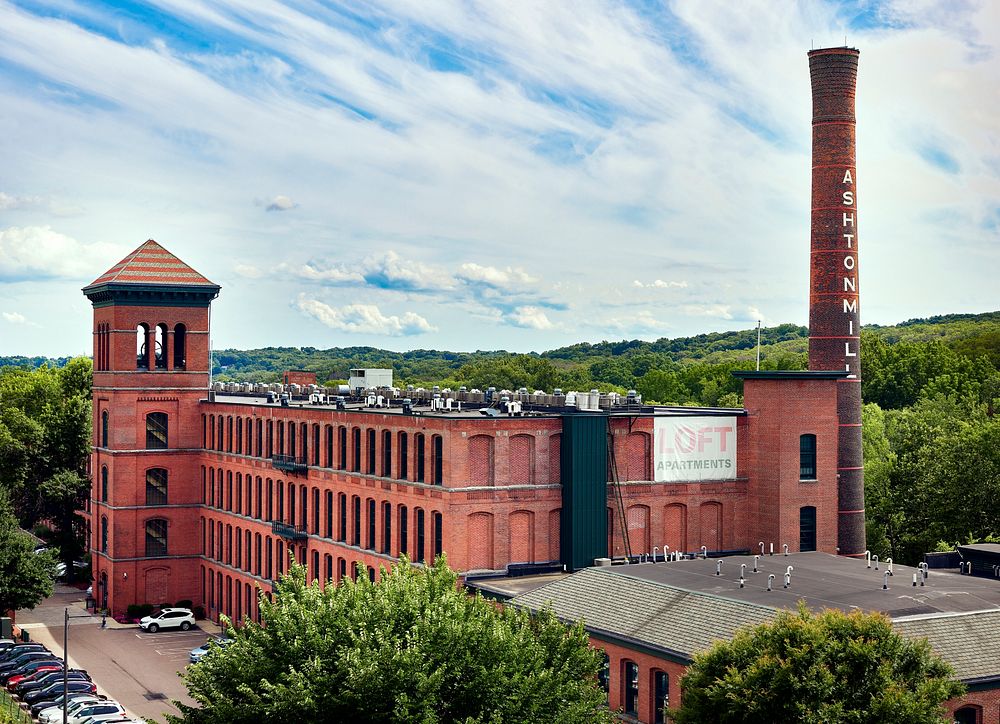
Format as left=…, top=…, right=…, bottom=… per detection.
left=86, top=240, right=216, bottom=288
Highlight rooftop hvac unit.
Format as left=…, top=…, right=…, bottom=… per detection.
left=335, top=396, right=346, bottom=410
left=402, top=398, right=413, bottom=415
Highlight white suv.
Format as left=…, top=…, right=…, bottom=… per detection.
left=139, top=608, right=195, bottom=633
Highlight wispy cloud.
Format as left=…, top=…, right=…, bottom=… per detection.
left=0, top=1, right=997, bottom=355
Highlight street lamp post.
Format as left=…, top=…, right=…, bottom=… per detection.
left=63, top=607, right=94, bottom=724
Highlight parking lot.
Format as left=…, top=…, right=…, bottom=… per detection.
left=15, top=585, right=217, bottom=722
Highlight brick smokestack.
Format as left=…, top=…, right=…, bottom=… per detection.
left=808, top=47, right=865, bottom=556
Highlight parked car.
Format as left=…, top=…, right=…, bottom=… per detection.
left=6, top=660, right=62, bottom=687
left=34, top=694, right=109, bottom=718
left=63, top=701, right=126, bottom=723
left=189, top=635, right=234, bottom=663
left=74, top=715, right=132, bottom=724
left=54, top=561, right=90, bottom=579
left=0, top=652, right=59, bottom=682
left=0, top=642, right=47, bottom=662
left=139, top=607, right=195, bottom=633
left=38, top=697, right=111, bottom=722
left=23, top=679, right=97, bottom=705
left=16, top=670, right=90, bottom=696
left=36, top=694, right=103, bottom=721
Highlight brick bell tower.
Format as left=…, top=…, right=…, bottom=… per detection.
left=84, top=240, right=220, bottom=615
left=807, top=47, right=865, bottom=556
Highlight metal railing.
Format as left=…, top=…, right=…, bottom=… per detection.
left=270, top=454, right=308, bottom=474
left=271, top=520, right=308, bottom=541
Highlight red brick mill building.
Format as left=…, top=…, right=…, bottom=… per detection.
left=82, top=47, right=998, bottom=723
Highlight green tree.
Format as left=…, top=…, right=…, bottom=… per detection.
left=0, top=489, right=57, bottom=615
left=170, top=557, right=611, bottom=724
left=671, top=604, right=963, bottom=724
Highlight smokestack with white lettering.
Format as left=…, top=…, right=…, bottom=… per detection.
left=808, top=47, right=865, bottom=557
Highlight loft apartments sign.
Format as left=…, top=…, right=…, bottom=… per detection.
left=653, top=417, right=737, bottom=482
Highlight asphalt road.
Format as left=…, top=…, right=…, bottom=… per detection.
left=16, top=585, right=215, bottom=722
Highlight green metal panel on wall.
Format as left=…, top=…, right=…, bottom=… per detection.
left=560, top=414, right=609, bottom=571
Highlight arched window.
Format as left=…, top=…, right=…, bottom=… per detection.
left=236, top=418, right=243, bottom=454
left=382, top=501, right=392, bottom=554
left=338, top=492, right=347, bottom=541
left=367, top=498, right=376, bottom=550
left=325, top=490, right=333, bottom=538
left=598, top=652, right=610, bottom=702
left=173, top=323, right=186, bottom=369
left=145, top=518, right=168, bottom=557
left=265, top=536, right=273, bottom=579
left=800, top=433, right=817, bottom=480
left=953, top=706, right=982, bottom=724
left=433, top=511, right=443, bottom=558
left=136, top=323, right=150, bottom=369
left=352, top=428, right=361, bottom=472
left=382, top=430, right=392, bottom=477
left=652, top=670, right=669, bottom=724
left=154, top=323, right=168, bottom=368
left=100, top=516, right=109, bottom=553
left=623, top=660, right=640, bottom=717
left=146, top=412, right=168, bottom=449
left=399, top=505, right=408, bottom=555
left=325, top=425, right=334, bottom=468
left=432, top=435, right=443, bottom=484
left=415, top=434, right=426, bottom=482
left=338, top=426, right=347, bottom=469
left=366, top=429, right=376, bottom=474
left=101, top=466, right=108, bottom=502
left=313, top=424, right=321, bottom=466
left=101, top=410, right=109, bottom=448
left=415, top=508, right=425, bottom=563
left=352, top=496, right=361, bottom=546
left=398, top=432, right=408, bottom=480
left=145, top=468, right=168, bottom=506
left=800, top=506, right=817, bottom=552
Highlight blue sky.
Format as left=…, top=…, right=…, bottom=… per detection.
left=0, top=0, right=997, bottom=356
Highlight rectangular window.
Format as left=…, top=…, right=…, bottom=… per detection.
left=433, top=512, right=443, bottom=558
left=339, top=427, right=347, bottom=469
left=800, top=434, right=817, bottom=480
left=416, top=435, right=425, bottom=482
left=314, top=425, right=321, bottom=466
left=800, top=506, right=817, bottom=552
left=325, top=491, right=333, bottom=538
left=399, top=433, right=408, bottom=480
left=382, top=431, right=392, bottom=477
left=352, top=429, right=361, bottom=472
left=432, top=435, right=443, bottom=485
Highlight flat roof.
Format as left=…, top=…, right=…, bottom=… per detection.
left=593, top=551, right=1000, bottom=617
left=205, top=393, right=746, bottom=419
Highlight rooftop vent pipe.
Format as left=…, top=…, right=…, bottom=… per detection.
left=767, top=574, right=775, bottom=591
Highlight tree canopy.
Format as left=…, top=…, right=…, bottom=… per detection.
left=170, top=557, right=611, bottom=724
left=0, top=488, right=58, bottom=615
left=671, top=604, right=963, bottom=724
left=0, top=358, right=92, bottom=579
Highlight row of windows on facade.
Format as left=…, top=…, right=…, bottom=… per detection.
left=99, top=411, right=168, bottom=450
left=599, top=655, right=670, bottom=724
left=201, top=553, right=383, bottom=629
left=202, top=413, right=446, bottom=483
left=200, top=504, right=444, bottom=578
left=93, top=323, right=189, bottom=372
left=98, top=517, right=166, bottom=558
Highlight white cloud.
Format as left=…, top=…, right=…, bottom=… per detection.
left=681, top=304, right=734, bottom=320
left=632, top=279, right=688, bottom=289
left=605, top=309, right=670, bottom=335
left=0, top=226, right=126, bottom=281
left=457, top=263, right=538, bottom=286
left=2, top=311, right=27, bottom=324
left=265, top=194, right=296, bottom=211
left=295, top=294, right=436, bottom=336
left=0, top=192, right=42, bottom=210
left=233, top=263, right=264, bottom=279
left=288, top=262, right=364, bottom=284
left=507, top=306, right=553, bottom=330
